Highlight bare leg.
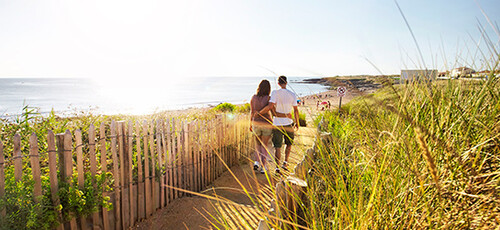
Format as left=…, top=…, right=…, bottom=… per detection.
left=274, top=147, right=281, bottom=168
left=260, top=135, right=271, bottom=168
left=284, top=144, right=292, bottom=163
left=254, top=135, right=262, bottom=165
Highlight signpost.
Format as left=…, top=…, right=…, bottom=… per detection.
left=337, top=86, right=347, bottom=114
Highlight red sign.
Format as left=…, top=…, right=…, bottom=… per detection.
left=337, top=87, right=347, bottom=97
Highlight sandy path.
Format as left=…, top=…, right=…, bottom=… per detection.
left=134, top=84, right=370, bottom=230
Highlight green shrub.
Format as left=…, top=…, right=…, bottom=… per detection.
left=212, top=103, right=235, bottom=112
left=235, top=103, right=250, bottom=113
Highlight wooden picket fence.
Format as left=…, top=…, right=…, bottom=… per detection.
left=0, top=114, right=253, bottom=229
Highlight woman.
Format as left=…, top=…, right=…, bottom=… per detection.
left=250, top=79, right=272, bottom=174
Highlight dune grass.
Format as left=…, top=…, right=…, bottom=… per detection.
left=308, top=76, right=499, bottom=229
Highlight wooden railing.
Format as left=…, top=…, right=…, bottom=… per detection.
left=0, top=114, right=253, bottom=229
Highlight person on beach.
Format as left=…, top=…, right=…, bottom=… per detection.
left=250, top=80, right=273, bottom=174
left=260, top=76, right=299, bottom=174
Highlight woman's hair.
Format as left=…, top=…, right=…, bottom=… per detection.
left=256, top=79, right=271, bottom=96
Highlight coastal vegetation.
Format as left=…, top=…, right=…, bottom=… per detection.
left=212, top=102, right=251, bottom=113
left=0, top=107, right=113, bottom=229
left=0, top=104, right=251, bottom=229
left=308, top=76, right=499, bottom=228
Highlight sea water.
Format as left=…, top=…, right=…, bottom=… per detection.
left=0, top=77, right=328, bottom=117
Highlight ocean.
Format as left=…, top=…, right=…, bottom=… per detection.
left=0, top=77, right=328, bottom=118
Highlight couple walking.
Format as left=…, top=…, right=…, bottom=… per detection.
left=250, top=76, right=299, bottom=174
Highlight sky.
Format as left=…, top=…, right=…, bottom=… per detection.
left=0, top=0, right=499, bottom=79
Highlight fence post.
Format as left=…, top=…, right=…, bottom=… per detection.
left=156, top=120, right=164, bottom=209
left=75, top=129, right=89, bottom=230
left=211, top=119, right=215, bottom=184
left=88, top=125, right=100, bottom=229
left=161, top=119, right=169, bottom=205
left=13, top=134, right=22, bottom=181
left=135, top=121, right=144, bottom=221
left=0, top=140, right=5, bottom=217
left=166, top=119, right=174, bottom=202
left=148, top=120, right=155, bottom=212
left=152, top=119, right=165, bottom=209
left=196, top=121, right=201, bottom=192
left=46, top=131, right=64, bottom=230
left=193, top=121, right=199, bottom=192
left=63, top=130, right=78, bottom=230
left=173, top=118, right=180, bottom=198
left=184, top=122, right=191, bottom=194
left=29, top=133, right=43, bottom=203
left=110, top=121, right=122, bottom=229
left=99, top=124, right=110, bottom=230
left=200, top=121, right=206, bottom=190
left=142, top=120, right=151, bottom=216
left=117, top=121, right=128, bottom=229
left=127, top=121, right=134, bottom=227
left=177, top=120, right=183, bottom=197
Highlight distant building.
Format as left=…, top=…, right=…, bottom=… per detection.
left=400, top=69, right=437, bottom=82
left=451, top=67, right=475, bottom=78
left=438, top=71, right=449, bottom=77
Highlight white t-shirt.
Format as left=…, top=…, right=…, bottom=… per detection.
left=269, top=88, right=298, bottom=126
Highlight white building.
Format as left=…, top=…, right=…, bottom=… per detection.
left=451, top=67, right=475, bottom=78
left=400, top=69, right=437, bottom=82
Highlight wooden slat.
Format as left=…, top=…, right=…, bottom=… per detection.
left=148, top=120, right=156, bottom=210
left=110, top=121, right=121, bottom=230
left=117, top=121, right=128, bottom=229
left=203, top=121, right=208, bottom=188
left=224, top=116, right=228, bottom=169
left=165, top=119, right=173, bottom=202
left=189, top=122, right=194, bottom=193
left=214, top=116, right=222, bottom=179
left=127, top=121, right=134, bottom=227
left=75, top=129, right=85, bottom=187
left=198, top=122, right=203, bottom=191
left=54, top=133, right=65, bottom=230
left=195, top=121, right=201, bottom=192
left=213, top=119, right=217, bottom=183
left=209, top=120, right=214, bottom=184
left=184, top=122, right=190, bottom=193
left=172, top=118, right=179, bottom=199
left=29, top=133, right=42, bottom=203
left=198, top=122, right=203, bottom=190
left=13, top=134, right=22, bottom=181
left=64, top=130, right=78, bottom=230
left=161, top=119, right=169, bottom=205
left=0, top=140, right=5, bottom=217
left=156, top=120, right=164, bottom=208
left=88, top=125, right=100, bottom=229
left=197, top=121, right=202, bottom=191
left=75, top=129, right=89, bottom=230
left=191, top=122, right=197, bottom=192
left=215, top=118, right=219, bottom=178
left=222, top=117, right=225, bottom=171
left=135, top=121, right=145, bottom=220
left=99, top=124, right=110, bottom=230
left=203, top=121, right=207, bottom=188
left=176, top=120, right=183, bottom=197
left=143, top=120, right=151, bottom=216
left=191, top=122, right=196, bottom=192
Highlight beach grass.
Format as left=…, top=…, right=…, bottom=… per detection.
left=306, top=76, right=499, bottom=228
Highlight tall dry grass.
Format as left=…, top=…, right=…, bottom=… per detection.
left=309, top=75, right=499, bottom=228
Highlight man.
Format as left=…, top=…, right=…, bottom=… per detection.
left=264, top=76, right=299, bottom=173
